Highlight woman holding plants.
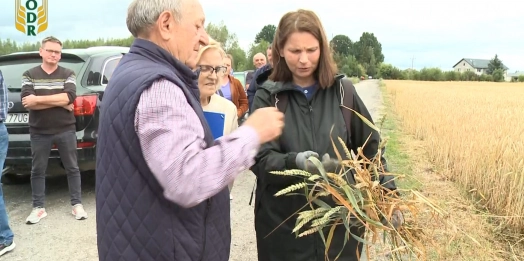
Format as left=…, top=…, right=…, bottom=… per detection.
left=250, top=9, right=399, bottom=261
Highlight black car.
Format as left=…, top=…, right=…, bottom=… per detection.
left=0, top=46, right=129, bottom=183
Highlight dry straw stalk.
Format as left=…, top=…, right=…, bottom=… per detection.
left=269, top=108, right=454, bottom=261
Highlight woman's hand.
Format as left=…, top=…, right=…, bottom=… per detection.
left=295, top=151, right=320, bottom=171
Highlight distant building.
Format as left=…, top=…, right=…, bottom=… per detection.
left=452, top=58, right=509, bottom=76
left=505, top=71, right=524, bottom=82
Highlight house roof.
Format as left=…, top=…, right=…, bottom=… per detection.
left=507, top=71, right=524, bottom=77
left=453, top=58, right=509, bottom=70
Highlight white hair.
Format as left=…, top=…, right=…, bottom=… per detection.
left=196, top=38, right=225, bottom=65
left=126, top=0, right=183, bottom=37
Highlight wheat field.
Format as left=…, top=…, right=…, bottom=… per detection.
left=384, top=80, right=524, bottom=232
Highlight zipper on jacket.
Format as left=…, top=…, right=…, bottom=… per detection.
left=308, top=103, right=317, bottom=150
left=199, top=199, right=211, bottom=261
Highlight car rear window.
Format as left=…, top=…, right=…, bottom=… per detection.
left=233, top=73, right=246, bottom=87
left=0, top=58, right=84, bottom=90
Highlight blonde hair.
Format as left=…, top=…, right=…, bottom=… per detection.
left=196, top=38, right=226, bottom=65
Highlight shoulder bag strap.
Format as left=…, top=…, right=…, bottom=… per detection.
left=339, top=78, right=355, bottom=144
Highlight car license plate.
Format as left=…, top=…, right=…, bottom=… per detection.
left=6, top=113, right=29, bottom=124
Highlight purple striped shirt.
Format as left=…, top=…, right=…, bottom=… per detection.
left=134, top=78, right=260, bottom=208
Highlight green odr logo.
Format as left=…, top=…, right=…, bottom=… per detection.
left=15, top=0, right=48, bottom=36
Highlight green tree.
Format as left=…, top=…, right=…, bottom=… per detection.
left=487, top=54, right=504, bottom=75
left=479, top=74, right=491, bottom=82
left=402, top=69, right=419, bottom=80
left=330, top=34, right=352, bottom=56
left=492, top=68, right=505, bottom=82
left=254, top=24, right=276, bottom=44
left=419, top=68, right=444, bottom=81
left=228, top=41, right=248, bottom=71
left=334, top=53, right=362, bottom=77
left=205, top=21, right=238, bottom=52
left=460, top=71, right=478, bottom=81
left=518, top=75, right=524, bottom=82
left=0, top=39, right=23, bottom=55
left=377, top=63, right=403, bottom=79
left=353, top=32, right=384, bottom=66
left=204, top=21, right=249, bottom=70
left=366, top=50, right=377, bottom=76
left=443, top=70, right=460, bottom=81
left=246, top=40, right=270, bottom=70
left=0, top=37, right=137, bottom=55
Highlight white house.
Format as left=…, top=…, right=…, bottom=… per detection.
left=452, top=58, right=509, bottom=77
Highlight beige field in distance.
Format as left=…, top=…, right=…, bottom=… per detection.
left=384, top=80, right=524, bottom=251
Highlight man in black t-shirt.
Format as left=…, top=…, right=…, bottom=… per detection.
left=20, top=36, right=87, bottom=224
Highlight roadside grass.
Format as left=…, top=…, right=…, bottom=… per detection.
left=348, top=76, right=360, bottom=84
left=377, top=80, right=520, bottom=260
left=377, top=85, right=422, bottom=192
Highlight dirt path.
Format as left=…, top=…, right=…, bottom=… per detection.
left=352, top=79, right=385, bottom=121
left=3, top=173, right=98, bottom=261
left=1, top=79, right=386, bottom=261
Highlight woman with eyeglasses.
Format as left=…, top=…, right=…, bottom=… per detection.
left=196, top=40, right=239, bottom=200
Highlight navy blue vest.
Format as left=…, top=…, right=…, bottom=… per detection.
left=95, top=38, right=231, bottom=261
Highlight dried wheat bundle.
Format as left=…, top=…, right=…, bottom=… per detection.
left=269, top=110, right=448, bottom=261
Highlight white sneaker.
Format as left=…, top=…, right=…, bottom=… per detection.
left=72, top=204, right=88, bottom=220
left=0, top=241, right=15, bottom=256
left=26, top=207, right=47, bottom=224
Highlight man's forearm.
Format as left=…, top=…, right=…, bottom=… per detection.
left=137, top=79, right=261, bottom=208
left=37, top=93, right=70, bottom=106
left=27, top=104, right=57, bottom=110
left=142, top=125, right=260, bottom=208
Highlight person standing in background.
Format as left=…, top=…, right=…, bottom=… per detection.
left=20, top=36, right=87, bottom=225
left=252, top=52, right=267, bottom=69
left=197, top=39, right=239, bottom=200
left=245, top=52, right=268, bottom=91
left=217, top=54, right=248, bottom=124
left=0, top=70, right=15, bottom=257
left=247, top=45, right=273, bottom=111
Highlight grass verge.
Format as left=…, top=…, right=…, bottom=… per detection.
left=377, top=82, right=421, bottom=191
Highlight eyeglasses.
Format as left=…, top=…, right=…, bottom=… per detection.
left=197, top=65, right=226, bottom=75
left=44, top=49, right=61, bottom=55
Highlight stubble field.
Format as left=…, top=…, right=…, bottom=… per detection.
left=384, top=80, right=524, bottom=259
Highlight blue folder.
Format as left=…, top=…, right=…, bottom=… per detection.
left=203, top=111, right=225, bottom=140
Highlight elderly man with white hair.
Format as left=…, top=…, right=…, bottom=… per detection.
left=94, top=0, right=285, bottom=260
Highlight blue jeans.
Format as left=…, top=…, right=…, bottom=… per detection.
left=0, top=123, right=13, bottom=245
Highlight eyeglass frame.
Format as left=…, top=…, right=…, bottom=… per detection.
left=44, top=49, right=62, bottom=55
left=196, top=65, right=227, bottom=75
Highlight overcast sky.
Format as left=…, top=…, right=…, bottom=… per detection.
left=1, top=0, right=522, bottom=71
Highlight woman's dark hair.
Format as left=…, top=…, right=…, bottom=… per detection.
left=269, top=9, right=338, bottom=88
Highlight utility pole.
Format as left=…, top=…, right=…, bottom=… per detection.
left=411, top=55, right=415, bottom=70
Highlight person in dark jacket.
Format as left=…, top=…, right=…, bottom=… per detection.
left=95, top=0, right=285, bottom=260
left=250, top=9, right=400, bottom=261
left=247, top=45, right=272, bottom=111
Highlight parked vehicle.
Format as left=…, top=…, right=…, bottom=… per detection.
left=0, top=46, right=129, bottom=183
left=232, top=70, right=254, bottom=90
